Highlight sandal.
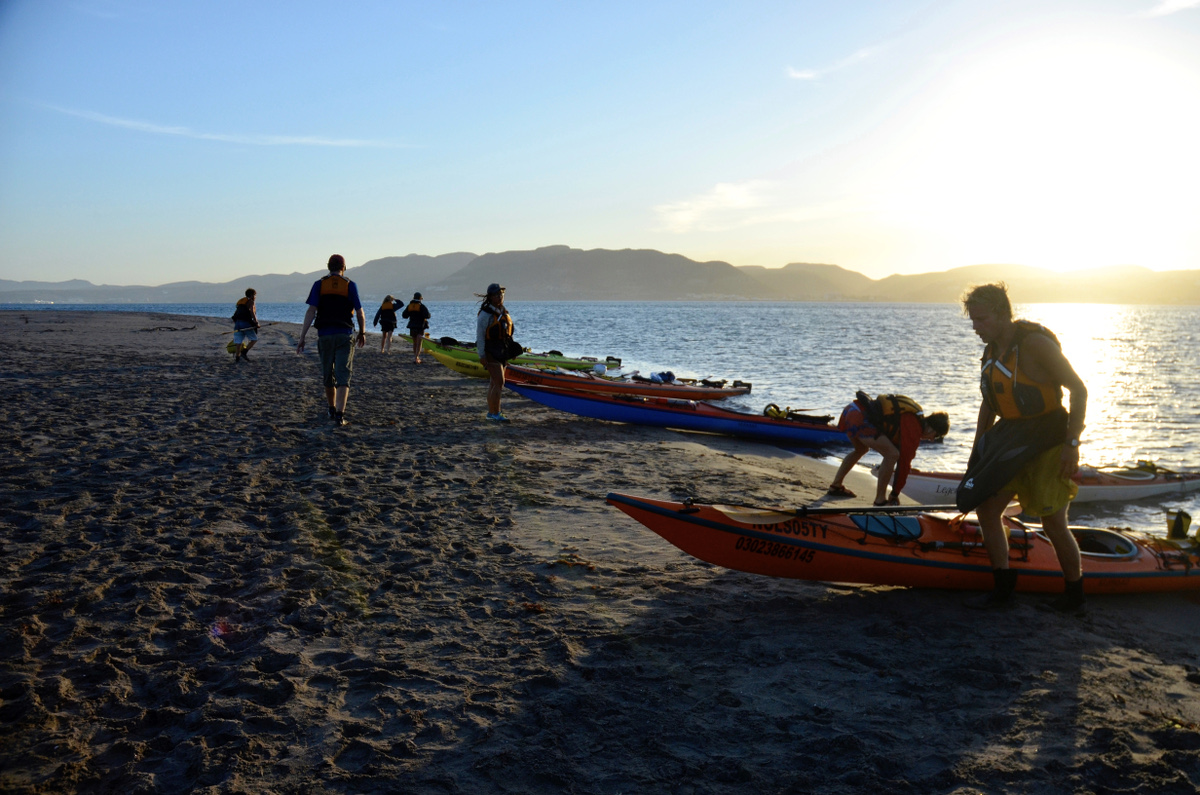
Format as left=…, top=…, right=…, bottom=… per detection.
left=827, top=484, right=855, bottom=498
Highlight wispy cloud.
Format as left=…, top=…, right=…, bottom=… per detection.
left=653, top=179, right=851, bottom=233
left=1142, top=0, right=1200, bottom=17
left=654, top=180, right=774, bottom=233
left=44, top=105, right=404, bottom=148
left=787, top=46, right=880, bottom=81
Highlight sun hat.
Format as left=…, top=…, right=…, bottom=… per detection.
left=487, top=283, right=505, bottom=295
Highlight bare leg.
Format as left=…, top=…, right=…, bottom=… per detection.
left=325, top=385, right=336, bottom=412
left=334, top=386, right=350, bottom=414
left=975, top=489, right=1017, bottom=569
left=830, top=441, right=868, bottom=489
left=1039, top=506, right=1083, bottom=581
left=485, top=362, right=504, bottom=414
left=869, top=435, right=900, bottom=504
left=413, top=336, right=423, bottom=363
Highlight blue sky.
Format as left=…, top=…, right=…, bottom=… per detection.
left=1, top=0, right=1198, bottom=285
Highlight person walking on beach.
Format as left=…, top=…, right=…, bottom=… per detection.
left=476, top=282, right=516, bottom=422
left=373, top=295, right=399, bottom=355
left=827, top=392, right=949, bottom=505
left=402, top=292, right=431, bottom=363
left=296, top=255, right=367, bottom=426
left=958, top=282, right=1088, bottom=612
left=231, top=288, right=259, bottom=362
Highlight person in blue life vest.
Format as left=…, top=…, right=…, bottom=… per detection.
left=827, top=393, right=949, bottom=505
left=402, top=292, right=431, bottom=363
left=230, top=288, right=259, bottom=362
left=476, top=282, right=515, bottom=422
left=296, top=254, right=367, bottom=426
left=959, top=282, right=1088, bottom=612
left=373, top=295, right=399, bottom=355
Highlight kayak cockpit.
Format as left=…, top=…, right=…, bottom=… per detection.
left=851, top=514, right=923, bottom=541
left=1067, top=527, right=1140, bottom=559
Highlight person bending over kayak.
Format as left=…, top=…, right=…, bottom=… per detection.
left=959, top=282, right=1088, bottom=612
left=827, top=393, right=949, bottom=506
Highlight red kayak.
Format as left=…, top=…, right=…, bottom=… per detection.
left=505, top=364, right=751, bottom=400
left=607, top=492, right=1200, bottom=594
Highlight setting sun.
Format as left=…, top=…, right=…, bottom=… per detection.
left=875, top=31, right=1200, bottom=272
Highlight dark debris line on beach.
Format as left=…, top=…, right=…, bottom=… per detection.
left=1, top=312, right=1199, bottom=795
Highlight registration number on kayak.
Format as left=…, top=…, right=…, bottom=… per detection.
left=735, top=536, right=817, bottom=564
left=770, top=518, right=827, bottom=540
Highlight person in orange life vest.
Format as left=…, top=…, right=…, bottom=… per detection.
left=373, top=295, right=399, bottom=355
left=231, top=288, right=259, bottom=362
left=476, top=283, right=513, bottom=422
left=827, top=395, right=949, bottom=505
left=296, top=254, right=367, bottom=426
left=401, top=292, right=431, bottom=363
left=961, top=282, right=1088, bottom=612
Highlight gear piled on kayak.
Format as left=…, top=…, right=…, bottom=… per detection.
left=764, top=403, right=834, bottom=425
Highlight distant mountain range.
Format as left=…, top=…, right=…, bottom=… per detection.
left=2, top=246, right=1198, bottom=305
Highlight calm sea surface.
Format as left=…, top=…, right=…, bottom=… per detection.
left=8, top=300, right=1198, bottom=534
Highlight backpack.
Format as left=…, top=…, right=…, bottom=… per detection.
left=855, top=390, right=923, bottom=440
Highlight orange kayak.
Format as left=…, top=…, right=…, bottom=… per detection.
left=606, top=492, right=1200, bottom=594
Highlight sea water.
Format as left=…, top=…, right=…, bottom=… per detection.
left=7, top=300, right=1198, bottom=534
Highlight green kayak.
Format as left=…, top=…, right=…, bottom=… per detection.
left=400, top=334, right=620, bottom=371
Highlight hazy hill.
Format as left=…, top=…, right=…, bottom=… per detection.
left=0, top=253, right=477, bottom=304
left=349, top=253, right=477, bottom=298
left=871, top=264, right=1200, bottom=305
left=2, top=247, right=1199, bottom=304
left=738, top=263, right=878, bottom=300
left=425, top=245, right=764, bottom=300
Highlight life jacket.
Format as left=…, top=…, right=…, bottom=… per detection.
left=381, top=298, right=397, bottom=312
left=406, top=300, right=422, bottom=314
left=483, top=306, right=514, bottom=343
left=232, top=297, right=255, bottom=324
left=314, top=274, right=354, bottom=331
left=854, top=391, right=923, bottom=442
left=980, top=320, right=1063, bottom=420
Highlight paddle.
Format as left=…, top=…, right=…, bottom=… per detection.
left=221, top=322, right=277, bottom=335
left=681, top=497, right=961, bottom=516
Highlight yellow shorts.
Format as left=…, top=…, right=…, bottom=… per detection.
left=1003, top=444, right=1078, bottom=517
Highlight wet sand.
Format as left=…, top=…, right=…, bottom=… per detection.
left=2, top=310, right=1199, bottom=794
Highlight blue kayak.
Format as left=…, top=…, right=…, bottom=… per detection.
left=507, top=384, right=846, bottom=446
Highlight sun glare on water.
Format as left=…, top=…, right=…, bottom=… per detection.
left=1018, top=303, right=1171, bottom=468
left=877, top=32, right=1200, bottom=273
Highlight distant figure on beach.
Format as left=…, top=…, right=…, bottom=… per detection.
left=476, top=282, right=515, bottom=422
left=231, top=288, right=259, bottom=362
left=959, top=282, right=1088, bottom=612
left=373, top=295, right=399, bottom=355
left=827, top=392, right=949, bottom=505
left=296, top=255, right=367, bottom=426
left=402, top=292, right=431, bottom=363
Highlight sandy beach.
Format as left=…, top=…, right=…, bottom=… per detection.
left=2, top=309, right=1199, bottom=794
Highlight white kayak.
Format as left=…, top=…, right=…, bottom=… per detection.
left=891, top=461, right=1200, bottom=505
